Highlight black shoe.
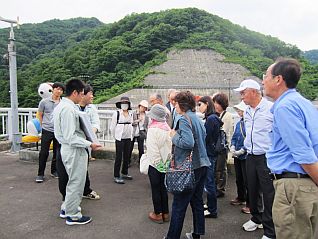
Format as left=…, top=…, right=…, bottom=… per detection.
left=35, top=175, right=45, bottom=183
left=50, top=172, right=59, bottom=178
left=114, top=177, right=125, bottom=184
left=216, top=191, right=225, bottom=198
left=204, top=210, right=218, bottom=218
left=66, top=216, right=92, bottom=225
left=121, top=174, right=133, bottom=180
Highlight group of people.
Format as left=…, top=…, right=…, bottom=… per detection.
left=138, top=58, right=318, bottom=239
left=33, top=58, right=318, bottom=239
left=35, top=79, right=103, bottom=225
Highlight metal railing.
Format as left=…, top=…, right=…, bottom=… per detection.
left=0, top=108, right=115, bottom=144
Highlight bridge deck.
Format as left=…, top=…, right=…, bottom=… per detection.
left=0, top=151, right=262, bottom=239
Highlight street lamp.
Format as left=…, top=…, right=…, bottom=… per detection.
left=224, top=78, right=231, bottom=102
left=0, top=16, right=21, bottom=152
left=78, top=74, right=91, bottom=83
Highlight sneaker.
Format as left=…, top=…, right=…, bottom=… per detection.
left=89, top=157, right=96, bottom=161
left=242, top=219, right=263, bottom=232
left=83, top=190, right=100, bottom=200
left=114, top=177, right=125, bottom=184
left=50, top=172, right=59, bottom=178
left=204, top=210, right=218, bottom=218
left=261, top=235, right=272, bottom=239
left=66, top=216, right=92, bottom=225
left=59, top=210, right=67, bottom=219
left=185, top=232, right=193, bottom=239
left=241, top=206, right=251, bottom=214
left=35, top=175, right=44, bottom=183
left=203, top=204, right=208, bottom=210
left=230, top=198, right=245, bottom=206
left=121, top=174, right=133, bottom=180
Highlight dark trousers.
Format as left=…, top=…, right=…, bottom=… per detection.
left=167, top=167, right=207, bottom=239
left=38, top=129, right=58, bottom=176
left=56, top=144, right=92, bottom=201
left=234, top=157, right=249, bottom=206
left=148, top=166, right=169, bottom=214
left=129, top=136, right=145, bottom=163
left=246, top=154, right=276, bottom=238
left=215, top=151, right=228, bottom=193
left=205, top=156, right=217, bottom=214
left=114, top=139, right=131, bottom=177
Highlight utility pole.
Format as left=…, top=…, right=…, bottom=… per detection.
left=0, top=16, right=21, bottom=152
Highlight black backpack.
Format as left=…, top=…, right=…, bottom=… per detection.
left=214, top=112, right=228, bottom=154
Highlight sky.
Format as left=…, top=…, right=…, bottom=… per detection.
left=0, top=0, right=317, bottom=51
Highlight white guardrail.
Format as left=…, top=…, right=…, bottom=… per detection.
left=0, top=108, right=115, bottom=144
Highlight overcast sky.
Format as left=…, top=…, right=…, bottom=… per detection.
left=0, top=0, right=317, bottom=51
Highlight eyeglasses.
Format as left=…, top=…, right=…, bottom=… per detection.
left=263, top=74, right=277, bottom=80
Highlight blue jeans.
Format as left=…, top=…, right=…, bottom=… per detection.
left=166, top=167, right=207, bottom=239
left=205, top=156, right=217, bottom=214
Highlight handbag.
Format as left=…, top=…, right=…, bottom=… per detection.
left=164, top=114, right=195, bottom=194
left=139, top=154, right=150, bottom=175
left=164, top=152, right=195, bottom=194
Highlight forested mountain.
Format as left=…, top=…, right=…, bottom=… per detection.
left=0, top=8, right=317, bottom=107
left=303, top=50, right=318, bottom=65
left=0, top=17, right=103, bottom=106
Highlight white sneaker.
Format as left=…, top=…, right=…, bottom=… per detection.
left=242, top=219, right=263, bottom=232
left=261, top=235, right=272, bottom=239
left=185, top=232, right=193, bottom=239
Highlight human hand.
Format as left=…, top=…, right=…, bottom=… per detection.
left=230, top=146, right=236, bottom=154
left=91, top=143, right=103, bottom=151
left=170, top=129, right=176, bottom=138
left=233, top=148, right=245, bottom=157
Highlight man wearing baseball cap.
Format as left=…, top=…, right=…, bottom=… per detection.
left=234, top=79, right=276, bottom=239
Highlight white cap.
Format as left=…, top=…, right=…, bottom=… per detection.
left=233, top=79, right=261, bottom=92
left=233, top=101, right=248, bottom=112
left=138, top=100, right=149, bottom=108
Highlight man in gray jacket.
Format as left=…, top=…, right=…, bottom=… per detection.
left=54, top=79, right=102, bottom=225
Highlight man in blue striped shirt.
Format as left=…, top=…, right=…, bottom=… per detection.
left=234, top=79, right=276, bottom=239
left=263, top=58, right=318, bottom=239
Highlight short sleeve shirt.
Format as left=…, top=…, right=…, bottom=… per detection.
left=38, top=97, right=60, bottom=132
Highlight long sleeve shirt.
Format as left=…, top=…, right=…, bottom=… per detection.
left=53, top=97, right=91, bottom=148
left=80, top=104, right=100, bottom=132
left=244, top=97, right=273, bottom=155
left=266, top=89, right=318, bottom=174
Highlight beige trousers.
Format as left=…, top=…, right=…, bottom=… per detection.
left=272, top=178, right=318, bottom=239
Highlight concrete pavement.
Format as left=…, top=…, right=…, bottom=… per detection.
left=0, top=151, right=262, bottom=239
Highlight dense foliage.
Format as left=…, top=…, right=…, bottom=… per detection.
left=0, top=8, right=317, bottom=107
left=303, top=50, right=318, bottom=65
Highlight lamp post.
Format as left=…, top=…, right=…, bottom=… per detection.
left=0, top=16, right=21, bottom=152
left=78, top=74, right=90, bottom=83
left=224, top=78, right=231, bottom=102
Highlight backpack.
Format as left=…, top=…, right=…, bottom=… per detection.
left=214, top=112, right=228, bottom=154
left=214, top=129, right=228, bottom=153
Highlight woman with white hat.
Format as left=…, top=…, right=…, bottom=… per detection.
left=129, top=100, right=149, bottom=165
left=229, top=101, right=250, bottom=214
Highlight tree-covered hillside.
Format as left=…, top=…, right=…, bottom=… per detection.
left=0, top=8, right=317, bottom=107
left=0, top=17, right=103, bottom=106
left=303, top=50, right=318, bottom=65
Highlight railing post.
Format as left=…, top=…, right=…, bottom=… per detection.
left=7, top=109, right=12, bottom=141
